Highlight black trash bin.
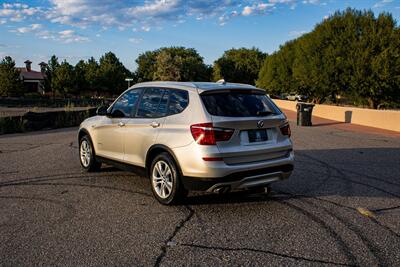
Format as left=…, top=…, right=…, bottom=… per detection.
left=296, top=102, right=315, bottom=126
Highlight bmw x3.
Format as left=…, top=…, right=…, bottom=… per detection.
left=78, top=81, right=294, bottom=204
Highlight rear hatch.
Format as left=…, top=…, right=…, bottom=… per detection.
left=200, top=89, right=291, bottom=165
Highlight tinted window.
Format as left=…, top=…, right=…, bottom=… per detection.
left=168, top=90, right=189, bottom=115
left=157, top=89, right=170, bottom=116
left=201, top=91, right=281, bottom=117
left=137, top=88, right=165, bottom=118
left=111, top=89, right=142, bottom=117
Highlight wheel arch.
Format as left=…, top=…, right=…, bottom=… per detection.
left=78, top=128, right=98, bottom=155
left=78, top=128, right=90, bottom=142
left=145, top=145, right=182, bottom=177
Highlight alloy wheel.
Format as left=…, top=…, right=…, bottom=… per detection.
left=80, top=140, right=91, bottom=167
left=152, top=160, right=173, bottom=199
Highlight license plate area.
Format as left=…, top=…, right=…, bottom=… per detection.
left=247, top=129, right=268, bottom=143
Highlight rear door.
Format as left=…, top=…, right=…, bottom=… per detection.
left=123, top=87, right=167, bottom=166
left=200, top=90, right=292, bottom=165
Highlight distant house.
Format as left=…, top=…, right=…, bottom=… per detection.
left=16, top=60, right=47, bottom=94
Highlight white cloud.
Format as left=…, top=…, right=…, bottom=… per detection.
left=270, top=0, right=296, bottom=3
left=0, top=3, right=41, bottom=22
left=288, top=30, right=307, bottom=37
left=0, top=0, right=329, bottom=32
left=127, top=0, right=180, bottom=18
left=373, top=0, right=394, bottom=8
left=302, top=0, right=320, bottom=4
left=12, top=23, right=43, bottom=34
left=45, top=0, right=249, bottom=29
left=31, top=24, right=42, bottom=30
left=2, top=0, right=326, bottom=38
left=239, top=2, right=276, bottom=18
left=37, top=30, right=54, bottom=40
left=58, top=29, right=90, bottom=43
left=9, top=23, right=89, bottom=44
left=141, top=25, right=151, bottom=32
left=242, top=6, right=253, bottom=16
left=129, top=37, right=143, bottom=44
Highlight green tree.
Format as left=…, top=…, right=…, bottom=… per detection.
left=349, top=12, right=400, bottom=108
left=135, top=47, right=210, bottom=82
left=45, top=55, right=60, bottom=96
left=0, top=56, right=23, bottom=96
left=153, top=47, right=210, bottom=81
left=74, top=60, right=88, bottom=94
left=83, top=57, right=101, bottom=93
left=135, top=50, right=159, bottom=82
left=213, top=48, right=266, bottom=85
left=51, top=60, right=75, bottom=97
left=256, top=8, right=400, bottom=108
left=98, top=52, right=131, bottom=95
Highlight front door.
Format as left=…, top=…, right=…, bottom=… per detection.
left=93, top=88, right=143, bottom=162
left=93, top=116, right=125, bottom=161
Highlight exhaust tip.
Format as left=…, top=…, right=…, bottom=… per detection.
left=213, top=186, right=231, bottom=194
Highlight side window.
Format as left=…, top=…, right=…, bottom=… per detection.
left=111, top=89, right=142, bottom=118
left=168, top=90, right=189, bottom=115
left=136, top=88, right=165, bottom=118
left=157, top=89, right=170, bottom=116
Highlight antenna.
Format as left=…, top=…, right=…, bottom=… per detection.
left=216, top=79, right=226, bottom=85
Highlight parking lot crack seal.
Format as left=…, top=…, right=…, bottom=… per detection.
left=178, top=243, right=356, bottom=266
left=154, top=205, right=194, bottom=267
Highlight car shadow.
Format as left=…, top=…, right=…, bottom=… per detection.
left=179, top=147, right=400, bottom=206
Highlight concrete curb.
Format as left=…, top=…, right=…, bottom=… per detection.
left=273, top=99, right=400, bottom=133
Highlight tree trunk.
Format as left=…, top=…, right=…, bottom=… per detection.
left=367, top=98, right=378, bottom=109
left=313, top=98, right=322, bottom=104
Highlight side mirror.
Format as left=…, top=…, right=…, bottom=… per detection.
left=96, top=106, right=109, bottom=116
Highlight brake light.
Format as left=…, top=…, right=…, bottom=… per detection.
left=190, top=123, right=234, bottom=145
left=280, top=123, right=291, bottom=137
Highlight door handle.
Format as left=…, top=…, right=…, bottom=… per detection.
left=118, top=122, right=125, bottom=127
left=150, top=122, right=160, bottom=128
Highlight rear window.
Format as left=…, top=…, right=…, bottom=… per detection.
left=201, top=91, right=281, bottom=117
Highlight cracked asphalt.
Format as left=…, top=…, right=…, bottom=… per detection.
left=0, top=119, right=399, bottom=266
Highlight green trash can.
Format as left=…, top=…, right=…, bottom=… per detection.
left=296, top=102, right=315, bottom=126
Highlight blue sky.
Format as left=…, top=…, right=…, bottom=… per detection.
left=0, top=0, right=399, bottom=71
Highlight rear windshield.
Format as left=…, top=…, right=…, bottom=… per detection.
left=201, top=91, right=281, bottom=117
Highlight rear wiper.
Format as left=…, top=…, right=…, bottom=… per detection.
left=256, top=111, right=274, bottom=116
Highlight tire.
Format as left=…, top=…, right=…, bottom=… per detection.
left=149, top=152, right=187, bottom=205
left=79, top=135, right=102, bottom=172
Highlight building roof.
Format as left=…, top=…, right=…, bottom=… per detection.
left=131, top=81, right=258, bottom=93
left=16, top=68, right=45, bottom=80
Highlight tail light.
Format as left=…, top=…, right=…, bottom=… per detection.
left=190, top=123, right=234, bottom=145
left=280, top=122, right=291, bottom=137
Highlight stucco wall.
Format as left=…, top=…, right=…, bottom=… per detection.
left=273, top=99, right=400, bottom=132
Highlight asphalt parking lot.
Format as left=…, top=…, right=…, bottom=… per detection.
left=1, top=116, right=399, bottom=266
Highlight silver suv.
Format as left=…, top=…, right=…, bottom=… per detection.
left=78, top=81, right=294, bottom=204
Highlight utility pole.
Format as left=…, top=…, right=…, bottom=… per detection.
left=125, top=78, right=133, bottom=88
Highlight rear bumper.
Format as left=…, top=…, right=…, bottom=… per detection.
left=181, top=164, right=293, bottom=191
left=172, top=141, right=294, bottom=178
